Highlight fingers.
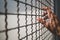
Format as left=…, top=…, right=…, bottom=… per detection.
left=41, top=12, right=48, bottom=20
left=37, top=17, right=49, bottom=28
left=41, top=7, right=52, bottom=19
left=41, top=7, right=51, bottom=11
left=37, top=17, right=46, bottom=25
left=42, top=12, right=47, bottom=16
left=41, top=7, right=48, bottom=10
left=43, top=15, right=48, bottom=20
left=42, top=7, right=56, bottom=21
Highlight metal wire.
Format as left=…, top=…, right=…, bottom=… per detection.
left=31, top=0, right=33, bottom=40
left=38, top=1, right=40, bottom=40
left=4, top=0, right=8, bottom=40
left=25, top=0, right=28, bottom=40
left=16, top=0, right=20, bottom=40
left=35, top=0, right=37, bottom=40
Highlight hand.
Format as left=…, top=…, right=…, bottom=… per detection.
left=37, top=7, right=60, bottom=36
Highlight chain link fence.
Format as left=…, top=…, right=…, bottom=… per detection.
left=0, top=0, right=54, bottom=40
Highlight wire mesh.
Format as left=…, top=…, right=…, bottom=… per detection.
left=0, top=0, right=54, bottom=40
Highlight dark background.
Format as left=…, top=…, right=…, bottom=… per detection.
left=54, top=0, right=60, bottom=19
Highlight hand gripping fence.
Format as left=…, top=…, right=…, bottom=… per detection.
left=0, top=0, right=54, bottom=40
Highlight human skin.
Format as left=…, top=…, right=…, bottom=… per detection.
left=37, top=7, right=60, bottom=36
